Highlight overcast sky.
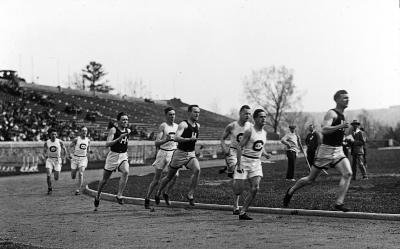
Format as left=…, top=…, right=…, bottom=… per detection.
left=1, top=0, right=399, bottom=115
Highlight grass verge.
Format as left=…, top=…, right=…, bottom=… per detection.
left=88, top=149, right=400, bottom=214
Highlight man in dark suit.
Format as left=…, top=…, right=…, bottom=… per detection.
left=350, top=120, right=368, bottom=180
left=305, top=124, right=322, bottom=165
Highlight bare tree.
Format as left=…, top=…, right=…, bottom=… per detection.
left=243, top=65, right=301, bottom=133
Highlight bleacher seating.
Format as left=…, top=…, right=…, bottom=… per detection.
left=1, top=81, right=233, bottom=141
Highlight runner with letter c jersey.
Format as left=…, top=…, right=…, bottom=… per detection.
left=144, top=107, right=179, bottom=209
left=70, top=126, right=90, bottom=195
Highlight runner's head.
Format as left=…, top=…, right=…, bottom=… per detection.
left=80, top=126, right=88, bottom=137
left=117, top=112, right=129, bottom=128
left=48, top=128, right=57, bottom=141
left=253, top=109, right=267, bottom=127
left=239, top=105, right=251, bottom=123
left=164, top=107, right=175, bottom=124
left=334, top=90, right=349, bottom=109
left=188, top=105, right=200, bottom=122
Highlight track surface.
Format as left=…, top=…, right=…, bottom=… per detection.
left=1, top=160, right=400, bottom=249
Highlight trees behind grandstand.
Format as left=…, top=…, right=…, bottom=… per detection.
left=243, top=65, right=301, bottom=133
left=82, top=61, right=114, bottom=94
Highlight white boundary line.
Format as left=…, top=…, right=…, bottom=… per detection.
left=84, top=185, right=400, bottom=221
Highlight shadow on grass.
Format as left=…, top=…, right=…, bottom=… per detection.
left=88, top=149, right=400, bottom=214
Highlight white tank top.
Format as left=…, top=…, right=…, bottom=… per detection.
left=229, top=121, right=252, bottom=149
left=242, top=127, right=267, bottom=159
left=159, top=122, right=178, bottom=151
left=74, top=137, right=90, bottom=157
left=46, top=139, right=61, bottom=158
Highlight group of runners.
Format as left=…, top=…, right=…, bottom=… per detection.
left=42, top=89, right=354, bottom=220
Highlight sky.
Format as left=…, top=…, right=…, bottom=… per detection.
left=1, top=0, right=399, bottom=115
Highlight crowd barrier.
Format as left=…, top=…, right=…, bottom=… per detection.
left=0, top=140, right=286, bottom=176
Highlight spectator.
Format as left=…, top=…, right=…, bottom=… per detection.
left=281, top=125, right=301, bottom=181
left=305, top=124, right=322, bottom=165
left=350, top=120, right=368, bottom=180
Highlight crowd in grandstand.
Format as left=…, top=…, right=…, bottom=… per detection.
left=0, top=80, right=155, bottom=142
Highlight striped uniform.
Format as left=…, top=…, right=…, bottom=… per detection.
left=45, top=138, right=62, bottom=172
left=234, top=127, right=266, bottom=180
left=225, top=121, right=252, bottom=172
left=71, top=136, right=90, bottom=170
left=152, top=122, right=178, bottom=171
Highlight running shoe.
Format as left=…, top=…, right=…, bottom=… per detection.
left=283, top=188, right=293, bottom=207
left=94, top=197, right=100, bottom=208
left=47, top=188, right=52, bottom=195
left=163, top=193, right=171, bottom=206
left=75, top=190, right=80, bottom=195
left=155, top=195, right=160, bottom=205
left=186, top=195, right=195, bottom=206
left=334, top=204, right=351, bottom=212
left=239, top=213, right=253, bottom=220
left=233, top=209, right=240, bottom=215
left=144, top=198, right=150, bottom=209
left=115, top=196, right=124, bottom=205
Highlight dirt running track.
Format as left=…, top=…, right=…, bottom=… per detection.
left=1, top=161, right=400, bottom=249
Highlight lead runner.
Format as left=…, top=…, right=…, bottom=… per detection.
left=283, top=90, right=353, bottom=212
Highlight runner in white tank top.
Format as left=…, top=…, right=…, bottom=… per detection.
left=43, top=129, right=67, bottom=195
left=144, top=107, right=179, bottom=209
left=69, top=127, right=90, bottom=195
left=234, top=109, right=270, bottom=220
left=220, top=105, right=252, bottom=214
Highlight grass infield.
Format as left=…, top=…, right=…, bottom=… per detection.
left=88, top=149, right=400, bottom=214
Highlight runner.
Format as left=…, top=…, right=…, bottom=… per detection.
left=144, top=107, right=179, bottom=209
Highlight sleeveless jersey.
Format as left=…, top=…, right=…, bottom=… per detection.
left=110, top=127, right=129, bottom=153
left=46, top=139, right=61, bottom=158
left=159, top=122, right=178, bottom=151
left=230, top=121, right=252, bottom=149
left=322, top=109, right=346, bottom=147
left=177, top=120, right=199, bottom=152
left=242, top=127, right=267, bottom=159
left=73, top=136, right=90, bottom=157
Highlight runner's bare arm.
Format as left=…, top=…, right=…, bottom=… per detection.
left=69, top=138, right=77, bottom=156
left=60, top=141, right=68, bottom=159
left=236, top=128, right=252, bottom=170
left=220, top=123, right=233, bottom=155
left=154, top=123, right=168, bottom=147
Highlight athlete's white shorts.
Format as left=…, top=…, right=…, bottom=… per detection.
left=152, top=149, right=175, bottom=171
left=233, top=156, right=263, bottom=180
left=71, top=156, right=88, bottom=170
left=46, top=158, right=62, bottom=172
left=104, top=151, right=129, bottom=172
left=313, top=144, right=347, bottom=170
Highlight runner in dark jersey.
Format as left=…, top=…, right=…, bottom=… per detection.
left=284, top=90, right=353, bottom=212
left=94, top=112, right=131, bottom=210
left=155, top=105, right=201, bottom=206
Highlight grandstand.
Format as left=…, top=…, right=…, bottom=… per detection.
left=0, top=78, right=234, bottom=141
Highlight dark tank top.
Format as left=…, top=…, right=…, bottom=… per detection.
left=322, top=109, right=345, bottom=147
left=177, top=120, right=199, bottom=152
left=110, top=127, right=129, bottom=153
